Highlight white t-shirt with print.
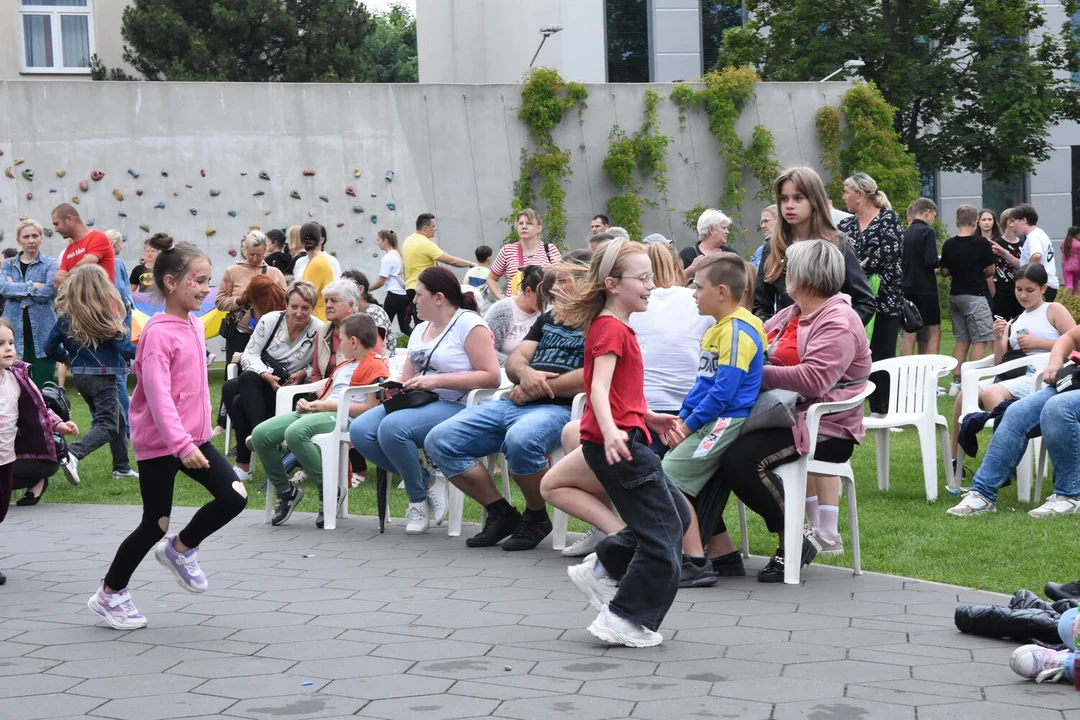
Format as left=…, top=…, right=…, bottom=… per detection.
left=378, top=251, right=407, bottom=296
left=1020, top=227, right=1059, bottom=289
left=502, top=301, right=540, bottom=355
left=325, top=360, right=360, bottom=402
left=0, top=369, right=20, bottom=465
left=407, top=309, right=490, bottom=403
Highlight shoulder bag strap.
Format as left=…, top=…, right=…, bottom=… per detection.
left=418, top=310, right=469, bottom=375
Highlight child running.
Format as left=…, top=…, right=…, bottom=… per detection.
left=252, top=313, right=389, bottom=528
left=88, top=234, right=247, bottom=630
left=556, top=239, right=690, bottom=648
left=45, top=264, right=136, bottom=484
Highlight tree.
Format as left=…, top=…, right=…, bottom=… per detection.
left=717, top=0, right=1080, bottom=181
left=364, top=3, right=418, bottom=83
left=93, top=0, right=375, bottom=82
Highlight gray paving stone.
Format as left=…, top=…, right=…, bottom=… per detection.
left=497, top=694, right=634, bottom=720
left=656, top=657, right=781, bottom=683
left=170, top=656, right=295, bottom=679
left=846, top=683, right=973, bottom=707
left=5, top=692, right=105, bottom=720
left=772, top=698, right=915, bottom=719
left=530, top=656, right=657, bottom=681
left=0, top=641, right=42, bottom=658
left=410, top=656, right=537, bottom=681
left=324, top=674, right=455, bottom=700
left=984, top=683, right=1080, bottom=710
left=710, top=676, right=844, bottom=703
left=89, top=692, right=235, bottom=720
left=255, top=639, right=378, bottom=661
left=220, top=625, right=341, bottom=646
left=287, top=655, right=414, bottom=680
left=918, top=701, right=1067, bottom=719
left=783, top=659, right=911, bottom=684
left=0, top=672, right=83, bottom=698
left=359, top=692, right=500, bottom=720
left=72, top=672, right=205, bottom=698
left=674, top=625, right=790, bottom=645
left=224, top=694, right=369, bottom=720
left=578, top=674, right=713, bottom=701
left=191, top=674, right=332, bottom=700
left=448, top=624, right=562, bottom=645
left=737, top=611, right=851, bottom=631
left=633, top=695, right=773, bottom=720
left=371, top=639, right=494, bottom=661
left=448, top=675, right=581, bottom=700
left=790, top=626, right=908, bottom=648
left=725, top=640, right=846, bottom=664
left=912, top=661, right=1021, bottom=687
left=864, top=678, right=983, bottom=700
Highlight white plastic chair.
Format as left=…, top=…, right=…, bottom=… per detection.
left=223, top=363, right=238, bottom=455
left=955, top=353, right=1048, bottom=502
left=862, top=355, right=956, bottom=501
left=738, top=382, right=875, bottom=585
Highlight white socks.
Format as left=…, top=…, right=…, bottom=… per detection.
left=819, top=504, right=839, bottom=541
left=805, top=496, right=820, bottom=528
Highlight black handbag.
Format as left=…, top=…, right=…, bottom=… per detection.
left=901, top=298, right=924, bottom=334
left=260, top=311, right=291, bottom=382
left=382, top=311, right=468, bottom=414
left=994, top=348, right=1029, bottom=382
left=219, top=266, right=266, bottom=339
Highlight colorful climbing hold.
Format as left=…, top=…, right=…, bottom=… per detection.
left=240, top=171, right=247, bottom=176
left=352, top=205, right=364, bottom=213
left=259, top=171, right=270, bottom=181
left=154, top=201, right=165, bottom=209
left=386, top=202, right=396, bottom=211
left=307, top=210, right=315, bottom=217
left=370, top=214, right=378, bottom=224
left=91, top=170, right=104, bottom=181
left=371, top=193, right=378, bottom=198
left=385, top=170, right=395, bottom=182
left=205, top=227, right=216, bottom=236
left=127, top=168, right=140, bottom=178
left=354, top=169, right=362, bottom=177
left=135, top=189, right=143, bottom=196
left=139, top=224, right=150, bottom=233
left=56, top=170, right=66, bottom=178
left=249, top=225, right=260, bottom=230
left=21, top=169, right=33, bottom=182
left=319, top=194, right=329, bottom=203
left=353, top=236, right=363, bottom=244
left=302, top=169, right=316, bottom=177
left=336, top=222, right=344, bottom=228
left=118, top=210, right=127, bottom=217
left=112, top=189, right=124, bottom=202
left=228, top=249, right=237, bottom=257
left=200, top=169, right=206, bottom=177
left=14, top=158, right=24, bottom=166
left=173, top=192, right=179, bottom=197
left=161, top=170, right=168, bottom=177
left=190, top=208, right=198, bottom=216
left=209, top=189, right=221, bottom=197
left=25, top=192, right=32, bottom=200
left=86, top=218, right=95, bottom=226
left=48, top=188, right=56, bottom=193
left=42, top=228, right=53, bottom=237
left=264, top=209, right=271, bottom=215
left=253, top=190, right=265, bottom=197
left=3, top=167, right=11, bottom=179
left=71, top=196, right=79, bottom=205
left=184, top=184, right=193, bottom=189
left=227, top=210, right=237, bottom=218
left=79, top=180, right=88, bottom=192
left=290, top=190, right=301, bottom=200
left=345, top=186, right=356, bottom=197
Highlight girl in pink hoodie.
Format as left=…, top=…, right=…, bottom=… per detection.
left=88, top=234, right=247, bottom=631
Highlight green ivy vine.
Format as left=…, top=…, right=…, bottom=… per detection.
left=505, top=68, right=588, bottom=247
left=814, top=83, right=921, bottom=216
left=671, top=67, right=781, bottom=235
left=601, top=89, right=672, bottom=240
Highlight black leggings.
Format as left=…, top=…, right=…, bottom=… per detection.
left=385, top=291, right=412, bottom=336
left=223, top=371, right=275, bottom=464
left=700, top=428, right=855, bottom=539
left=216, top=331, right=252, bottom=427
left=868, top=313, right=901, bottom=415
left=103, top=442, right=246, bottom=591
left=13, top=459, right=60, bottom=490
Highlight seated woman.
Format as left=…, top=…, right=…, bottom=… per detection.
left=949, top=263, right=1074, bottom=469
left=703, top=239, right=872, bottom=582
left=252, top=314, right=389, bottom=528
left=226, top=281, right=323, bottom=481
left=349, top=267, right=500, bottom=534
left=484, top=264, right=544, bottom=366
left=311, top=279, right=362, bottom=383
left=342, top=270, right=396, bottom=357
left=948, top=322, right=1080, bottom=518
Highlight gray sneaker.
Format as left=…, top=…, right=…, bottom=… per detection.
left=273, top=487, right=305, bottom=527
left=153, top=535, right=208, bottom=593
left=946, top=490, right=996, bottom=517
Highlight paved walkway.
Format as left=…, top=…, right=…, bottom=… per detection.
left=0, top=504, right=1076, bottom=720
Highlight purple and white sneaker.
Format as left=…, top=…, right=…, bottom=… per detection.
left=87, top=582, right=147, bottom=630
left=153, top=535, right=208, bottom=593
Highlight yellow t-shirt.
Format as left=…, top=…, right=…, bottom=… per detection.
left=402, top=233, right=444, bottom=290
left=303, top=253, right=334, bottom=321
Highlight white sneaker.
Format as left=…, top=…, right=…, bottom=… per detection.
left=426, top=472, right=448, bottom=527
left=587, top=605, right=662, bottom=648
left=405, top=501, right=430, bottom=534
left=232, top=466, right=252, bottom=482
left=806, top=526, right=844, bottom=556
left=112, top=469, right=139, bottom=480
left=562, top=527, right=605, bottom=557
left=936, top=386, right=947, bottom=397
left=244, top=436, right=254, bottom=452
left=292, top=469, right=307, bottom=486
left=567, top=553, right=618, bottom=611
left=87, top=583, right=147, bottom=630
left=1010, top=644, right=1071, bottom=683
left=946, top=490, right=996, bottom=516
left=948, top=381, right=962, bottom=397
left=60, top=453, right=81, bottom=485
left=1029, top=494, right=1080, bottom=518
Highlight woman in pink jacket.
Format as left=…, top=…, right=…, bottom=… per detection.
left=88, top=234, right=247, bottom=630
left=703, top=239, right=872, bottom=583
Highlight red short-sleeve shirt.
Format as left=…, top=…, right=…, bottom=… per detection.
left=767, top=315, right=801, bottom=367
left=59, top=230, right=116, bottom=283
left=580, top=315, right=649, bottom=445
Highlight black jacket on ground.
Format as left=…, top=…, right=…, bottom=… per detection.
left=955, top=589, right=1078, bottom=645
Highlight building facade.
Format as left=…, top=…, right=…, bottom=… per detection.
left=1, top=1, right=135, bottom=81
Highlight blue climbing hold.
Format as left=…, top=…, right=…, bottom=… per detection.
left=49, top=188, right=57, bottom=193
left=227, top=210, right=237, bottom=218
left=127, top=168, right=140, bottom=178
left=370, top=215, right=378, bottom=224
left=87, top=218, right=95, bottom=226
left=190, top=208, right=198, bottom=216
left=385, top=169, right=395, bottom=182
left=386, top=202, right=396, bottom=211
left=118, top=210, right=127, bottom=217
left=354, top=236, right=364, bottom=244
left=154, top=201, right=166, bottom=209
left=319, top=194, right=329, bottom=203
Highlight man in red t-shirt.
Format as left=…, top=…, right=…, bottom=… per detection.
left=52, top=203, right=115, bottom=287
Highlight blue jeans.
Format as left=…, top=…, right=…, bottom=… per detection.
left=116, top=374, right=130, bottom=435
left=424, top=399, right=570, bottom=479
left=971, top=385, right=1080, bottom=502
left=582, top=432, right=691, bottom=632
left=348, top=400, right=464, bottom=503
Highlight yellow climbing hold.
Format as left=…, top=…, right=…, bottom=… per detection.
left=3, top=167, right=12, bottom=179
left=56, top=170, right=66, bottom=178
left=205, top=228, right=217, bottom=237
left=71, top=196, right=79, bottom=205
left=13, top=158, right=24, bottom=166
left=112, top=189, right=124, bottom=202
left=249, top=225, right=260, bottom=230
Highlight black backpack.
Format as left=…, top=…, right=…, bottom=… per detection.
left=39, top=382, right=71, bottom=422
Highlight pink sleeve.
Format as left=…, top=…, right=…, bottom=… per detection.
left=489, top=245, right=513, bottom=277
left=139, top=332, right=199, bottom=459
left=761, top=318, right=858, bottom=398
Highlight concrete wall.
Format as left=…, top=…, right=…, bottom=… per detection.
left=0, top=0, right=135, bottom=81
left=417, top=0, right=606, bottom=84
left=0, top=79, right=849, bottom=286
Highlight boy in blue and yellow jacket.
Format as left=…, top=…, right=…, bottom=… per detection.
left=662, top=254, right=765, bottom=587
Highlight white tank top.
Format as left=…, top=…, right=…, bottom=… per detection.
left=1010, top=302, right=1059, bottom=352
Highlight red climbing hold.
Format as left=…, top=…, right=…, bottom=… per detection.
left=79, top=180, right=89, bottom=192
left=90, top=170, right=104, bottom=181
left=302, top=169, right=316, bottom=177
left=345, top=185, right=356, bottom=197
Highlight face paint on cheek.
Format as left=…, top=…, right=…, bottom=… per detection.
left=184, top=277, right=201, bottom=291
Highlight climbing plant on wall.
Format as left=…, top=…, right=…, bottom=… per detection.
left=670, top=66, right=782, bottom=236
left=601, top=89, right=672, bottom=240
left=506, top=68, right=588, bottom=247
left=814, top=83, right=921, bottom=216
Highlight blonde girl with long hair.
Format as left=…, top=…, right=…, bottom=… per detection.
left=555, top=239, right=690, bottom=649
left=44, top=264, right=137, bottom=485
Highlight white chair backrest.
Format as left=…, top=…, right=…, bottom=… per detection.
left=872, top=355, right=956, bottom=417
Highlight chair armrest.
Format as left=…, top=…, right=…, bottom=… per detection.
left=465, top=387, right=503, bottom=408
left=274, top=381, right=323, bottom=416
left=227, top=364, right=238, bottom=381
left=804, top=382, right=876, bottom=458
left=571, top=393, right=586, bottom=420
left=333, top=384, right=381, bottom=433
left=959, top=353, right=1049, bottom=415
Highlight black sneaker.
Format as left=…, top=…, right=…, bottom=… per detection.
left=710, top=551, right=747, bottom=577
left=758, top=536, right=817, bottom=583
left=271, top=487, right=304, bottom=526
left=1046, top=581, right=1080, bottom=601
left=466, top=507, right=522, bottom=548
left=0, top=568, right=6, bottom=585
left=502, top=511, right=553, bottom=551
left=679, top=558, right=718, bottom=588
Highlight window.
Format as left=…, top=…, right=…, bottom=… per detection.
left=19, top=0, right=93, bottom=74
left=606, top=0, right=650, bottom=83
left=982, top=170, right=1027, bottom=215
left=701, top=2, right=743, bottom=72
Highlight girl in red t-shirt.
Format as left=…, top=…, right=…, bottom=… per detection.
left=554, top=239, right=690, bottom=649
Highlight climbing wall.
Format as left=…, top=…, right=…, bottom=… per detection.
left=0, top=80, right=848, bottom=279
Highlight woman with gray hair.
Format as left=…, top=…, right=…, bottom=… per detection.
left=342, top=270, right=396, bottom=357
left=696, top=239, right=873, bottom=583
left=681, top=208, right=732, bottom=280
left=838, top=171, right=904, bottom=417
left=311, top=279, right=361, bottom=383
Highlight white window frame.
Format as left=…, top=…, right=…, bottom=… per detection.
left=18, top=0, right=95, bottom=75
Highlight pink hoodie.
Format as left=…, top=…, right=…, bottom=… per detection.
left=762, top=293, right=873, bottom=454
left=130, top=313, right=212, bottom=462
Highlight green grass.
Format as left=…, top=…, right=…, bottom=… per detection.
left=33, top=340, right=1069, bottom=597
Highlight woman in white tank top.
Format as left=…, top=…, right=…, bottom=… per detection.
left=950, top=263, right=1076, bottom=461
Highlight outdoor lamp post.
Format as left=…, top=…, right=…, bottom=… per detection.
left=529, top=25, right=564, bottom=68
left=818, top=59, right=866, bottom=82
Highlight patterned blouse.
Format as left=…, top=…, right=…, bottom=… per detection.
left=839, top=209, right=904, bottom=317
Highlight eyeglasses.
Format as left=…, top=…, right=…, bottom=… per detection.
left=615, top=272, right=655, bottom=284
